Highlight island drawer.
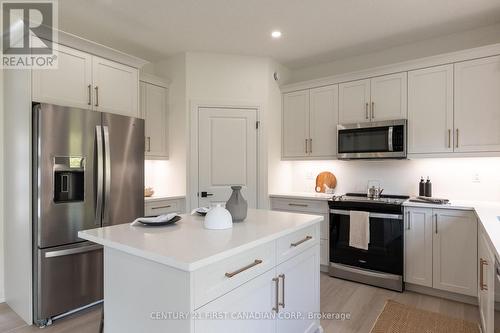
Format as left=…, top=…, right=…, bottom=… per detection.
left=277, top=224, right=320, bottom=264
left=193, top=240, right=276, bottom=309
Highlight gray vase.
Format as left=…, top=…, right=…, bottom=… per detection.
left=226, top=186, right=248, bottom=222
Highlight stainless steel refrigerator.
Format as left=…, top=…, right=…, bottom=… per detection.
left=32, top=103, right=144, bottom=326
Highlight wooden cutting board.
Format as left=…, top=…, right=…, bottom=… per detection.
left=315, top=171, right=337, bottom=193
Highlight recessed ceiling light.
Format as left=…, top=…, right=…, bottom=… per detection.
left=271, top=31, right=282, bottom=39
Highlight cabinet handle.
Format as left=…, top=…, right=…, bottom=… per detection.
left=272, top=277, right=279, bottom=313
left=406, top=211, right=411, bottom=230
left=278, top=274, right=285, bottom=308
left=305, top=139, right=308, bottom=154
left=225, top=259, right=263, bottom=278
left=291, top=235, right=312, bottom=247
left=147, top=137, right=151, bottom=152
left=288, top=203, right=308, bottom=207
left=434, top=214, right=438, bottom=234
left=365, top=103, right=369, bottom=119
left=151, top=205, right=171, bottom=210
left=309, top=138, right=312, bottom=154
left=448, top=129, right=451, bottom=149
left=480, top=258, right=489, bottom=291
left=95, top=86, right=99, bottom=107
left=87, top=85, right=92, bottom=105
left=371, top=102, right=375, bottom=119
left=456, top=129, right=459, bottom=148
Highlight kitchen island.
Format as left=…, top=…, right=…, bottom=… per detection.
left=78, top=209, right=323, bottom=333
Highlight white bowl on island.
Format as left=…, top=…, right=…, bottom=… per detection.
left=204, top=204, right=233, bottom=230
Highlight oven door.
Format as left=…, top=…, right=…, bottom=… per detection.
left=329, top=209, right=403, bottom=275
left=337, top=120, right=406, bottom=159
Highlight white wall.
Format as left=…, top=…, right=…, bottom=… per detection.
left=290, top=23, right=500, bottom=83
left=285, top=158, right=500, bottom=202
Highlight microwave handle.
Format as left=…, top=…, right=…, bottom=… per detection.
left=388, top=126, right=393, bottom=152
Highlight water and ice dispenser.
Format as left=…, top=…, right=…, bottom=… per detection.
left=53, top=156, right=85, bottom=203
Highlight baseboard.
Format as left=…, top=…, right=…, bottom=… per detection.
left=405, top=283, right=478, bottom=306
left=320, top=265, right=329, bottom=273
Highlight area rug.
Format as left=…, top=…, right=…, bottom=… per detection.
left=370, top=300, right=480, bottom=333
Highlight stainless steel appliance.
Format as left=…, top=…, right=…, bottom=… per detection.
left=32, top=103, right=144, bottom=326
left=329, top=193, right=409, bottom=291
left=337, top=119, right=407, bottom=159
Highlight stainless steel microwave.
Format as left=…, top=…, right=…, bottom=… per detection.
left=337, top=119, right=407, bottom=159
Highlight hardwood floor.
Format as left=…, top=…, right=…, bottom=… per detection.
left=0, top=273, right=480, bottom=333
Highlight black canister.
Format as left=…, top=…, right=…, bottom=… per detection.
left=419, top=177, right=425, bottom=196
left=424, top=177, right=432, bottom=197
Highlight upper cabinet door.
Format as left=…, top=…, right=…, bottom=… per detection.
left=338, top=79, right=371, bottom=124
left=144, top=83, right=169, bottom=159
left=32, top=44, right=92, bottom=109
left=408, top=65, right=454, bottom=154
left=370, top=72, right=407, bottom=121
left=454, top=56, right=500, bottom=152
left=92, top=56, right=139, bottom=117
left=309, top=85, right=338, bottom=158
left=282, top=90, right=310, bottom=158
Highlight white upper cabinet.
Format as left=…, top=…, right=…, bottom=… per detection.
left=370, top=72, right=407, bottom=121
left=32, top=44, right=93, bottom=109
left=338, top=79, right=370, bottom=124
left=432, top=209, right=477, bottom=297
left=454, top=56, right=500, bottom=152
left=141, top=80, right=169, bottom=159
left=92, top=56, right=139, bottom=117
left=339, top=73, right=407, bottom=124
left=408, top=65, right=454, bottom=154
left=404, top=207, right=433, bottom=288
left=309, top=85, right=338, bottom=158
left=282, top=90, right=310, bottom=158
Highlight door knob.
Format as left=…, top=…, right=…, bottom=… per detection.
left=200, top=192, right=214, bottom=198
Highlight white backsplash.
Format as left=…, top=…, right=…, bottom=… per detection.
left=287, top=157, right=500, bottom=202
left=145, top=160, right=176, bottom=197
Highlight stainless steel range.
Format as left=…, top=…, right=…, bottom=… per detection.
left=329, top=193, right=409, bottom=291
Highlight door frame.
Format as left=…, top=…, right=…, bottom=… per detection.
left=188, top=100, right=263, bottom=211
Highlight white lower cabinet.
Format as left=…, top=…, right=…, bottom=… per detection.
left=270, top=197, right=329, bottom=270
left=478, top=227, right=495, bottom=333
left=145, top=197, right=186, bottom=216
left=404, top=207, right=477, bottom=297
left=195, top=245, right=320, bottom=333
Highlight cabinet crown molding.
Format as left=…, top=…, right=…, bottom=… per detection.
left=140, top=72, right=171, bottom=88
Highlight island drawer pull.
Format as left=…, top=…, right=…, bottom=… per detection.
left=151, top=205, right=172, bottom=210
left=278, top=274, right=285, bottom=308
left=225, top=259, right=263, bottom=278
left=290, top=235, right=312, bottom=247
left=288, top=203, right=308, bottom=207
left=272, top=277, right=279, bottom=313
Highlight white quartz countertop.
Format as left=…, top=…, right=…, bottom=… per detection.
left=269, top=192, right=334, bottom=201
left=78, top=209, right=323, bottom=272
left=404, top=199, right=500, bottom=261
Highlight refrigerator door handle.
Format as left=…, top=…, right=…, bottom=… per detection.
left=44, top=244, right=103, bottom=258
left=103, top=126, right=111, bottom=226
left=95, top=126, right=104, bottom=226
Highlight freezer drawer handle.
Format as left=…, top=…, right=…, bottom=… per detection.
left=290, top=235, right=312, bottom=247
left=151, top=205, right=172, bottom=210
left=45, top=244, right=103, bottom=258
left=225, top=259, right=263, bottom=278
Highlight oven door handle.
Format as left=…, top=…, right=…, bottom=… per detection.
left=329, top=209, right=403, bottom=220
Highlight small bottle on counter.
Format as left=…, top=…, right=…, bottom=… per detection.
left=424, top=177, right=432, bottom=197
left=419, top=177, right=425, bottom=196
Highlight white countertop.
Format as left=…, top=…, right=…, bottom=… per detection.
left=145, top=195, right=185, bottom=202
left=78, top=209, right=323, bottom=272
left=269, top=192, right=334, bottom=201
left=404, top=199, right=500, bottom=261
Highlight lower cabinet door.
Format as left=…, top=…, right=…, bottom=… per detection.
left=478, top=228, right=495, bottom=333
left=194, top=269, right=277, bottom=333
left=404, top=208, right=433, bottom=287
left=276, top=245, right=320, bottom=333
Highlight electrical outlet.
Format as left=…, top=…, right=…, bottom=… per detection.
left=472, top=173, right=481, bottom=183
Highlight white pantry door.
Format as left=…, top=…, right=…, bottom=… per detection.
left=198, top=107, right=257, bottom=208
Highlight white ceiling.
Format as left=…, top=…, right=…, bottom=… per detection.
left=59, top=0, right=500, bottom=68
